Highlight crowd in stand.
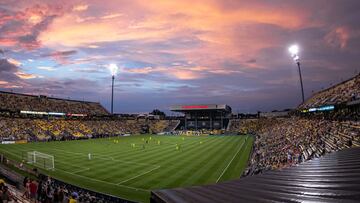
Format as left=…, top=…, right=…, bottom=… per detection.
left=0, top=177, right=33, bottom=203
left=0, top=91, right=108, bottom=116
left=0, top=179, right=13, bottom=202
left=299, top=73, right=360, bottom=109
left=0, top=174, right=121, bottom=203
left=20, top=174, right=109, bottom=203
left=229, top=73, right=360, bottom=175
left=0, top=73, right=359, bottom=201
left=231, top=117, right=360, bottom=175
left=0, top=118, right=175, bottom=141
left=172, top=129, right=224, bottom=136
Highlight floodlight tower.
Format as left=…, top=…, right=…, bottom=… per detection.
left=288, top=44, right=305, bottom=103
left=109, top=63, right=118, bottom=114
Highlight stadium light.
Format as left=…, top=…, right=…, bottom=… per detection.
left=108, top=63, right=118, bottom=114
left=109, top=63, right=118, bottom=76
left=288, top=45, right=299, bottom=56
left=288, top=44, right=305, bottom=103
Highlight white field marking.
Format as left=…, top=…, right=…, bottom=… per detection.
left=56, top=167, right=149, bottom=192
left=99, top=136, right=206, bottom=157
left=72, top=167, right=90, bottom=174
left=216, top=139, right=246, bottom=183
left=0, top=148, right=148, bottom=192
left=49, top=147, right=160, bottom=168
left=116, top=165, right=161, bottom=185
left=0, top=148, right=87, bottom=171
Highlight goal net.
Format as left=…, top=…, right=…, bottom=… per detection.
left=27, top=151, right=54, bottom=170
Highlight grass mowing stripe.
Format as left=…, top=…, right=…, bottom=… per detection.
left=117, top=165, right=161, bottom=185
left=0, top=144, right=151, bottom=202
left=136, top=136, right=228, bottom=189
left=216, top=137, right=246, bottom=183
left=128, top=137, right=222, bottom=189
left=53, top=166, right=149, bottom=191
left=0, top=143, right=150, bottom=196
left=190, top=136, right=242, bottom=183
left=162, top=136, right=241, bottom=188
left=0, top=147, right=88, bottom=172
left=43, top=146, right=162, bottom=184
left=217, top=136, right=253, bottom=182
left=22, top=136, right=219, bottom=189
left=100, top=136, right=204, bottom=162
left=36, top=137, right=213, bottom=188
left=0, top=135, right=254, bottom=203
left=182, top=136, right=244, bottom=186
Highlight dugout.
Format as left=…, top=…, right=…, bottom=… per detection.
left=170, top=104, right=232, bottom=130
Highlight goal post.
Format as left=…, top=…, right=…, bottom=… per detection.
left=27, top=151, right=55, bottom=170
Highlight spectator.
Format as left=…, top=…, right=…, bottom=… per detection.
left=29, top=179, right=38, bottom=202
left=69, top=193, right=77, bottom=203
left=0, top=185, right=12, bottom=202
left=22, top=179, right=30, bottom=199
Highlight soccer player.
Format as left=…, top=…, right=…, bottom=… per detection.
left=88, top=153, right=91, bottom=160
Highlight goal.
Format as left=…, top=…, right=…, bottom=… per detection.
left=27, top=151, right=55, bottom=170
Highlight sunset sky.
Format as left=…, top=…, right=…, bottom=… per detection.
left=0, top=0, right=359, bottom=113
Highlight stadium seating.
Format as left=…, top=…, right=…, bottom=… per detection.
left=230, top=117, right=360, bottom=175
left=0, top=182, right=30, bottom=203
left=0, top=73, right=358, bottom=202
left=0, top=91, right=109, bottom=115
left=229, top=73, right=360, bottom=175
left=0, top=117, right=178, bottom=141
left=299, top=73, right=360, bottom=109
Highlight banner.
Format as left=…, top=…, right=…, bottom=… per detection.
left=15, top=140, right=28, bottom=144
left=1, top=141, right=15, bottom=144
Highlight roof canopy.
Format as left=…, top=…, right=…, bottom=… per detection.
left=152, top=147, right=360, bottom=203
left=170, top=104, right=231, bottom=113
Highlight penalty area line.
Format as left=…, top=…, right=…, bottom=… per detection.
left=56, top=168, right=149, bottom=192
left=0, top=148, right=149, bottom=194
left=72, top=167, right=90, bottom=174
left=116, top=165, right=161, bottom=185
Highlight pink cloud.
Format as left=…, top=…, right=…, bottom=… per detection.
left=324, top=26, right=354, bottom=50
left=0, top=80, right=8, bottom=85
left=72, top=4, right=88, bottom=12
left=0, top=3, right=64, bottom=49
left=15, top=71, right=38, bottom=79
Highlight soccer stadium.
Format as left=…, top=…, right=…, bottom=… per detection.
left=0, top=1, right=360, bottom=203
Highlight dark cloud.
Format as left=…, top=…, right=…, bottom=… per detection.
left=1, top=0, right=360, bottom=113
left=0, top=3, right=63, bottom=49
left=0, top=58, right=31, bottom=91
left=0, top=58, right=18, bottom=72
left=41, top=50, right=77, bottom=57
left=245, top=59, right=256, bottom=64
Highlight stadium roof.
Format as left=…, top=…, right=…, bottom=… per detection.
left=151, top=147, right=360, bottom=203
left=170, top=104, right=231, bottom=112
left=0, top=90, right=101, bottom=104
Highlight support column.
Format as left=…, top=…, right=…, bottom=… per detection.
left=184, top=114, right=187, bottom=130
left=195, top=112, right=198, bottom=130
left=221, top=112, right=223, bottom=130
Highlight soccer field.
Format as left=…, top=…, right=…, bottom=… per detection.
left=0, top=135, right=254, bottom=202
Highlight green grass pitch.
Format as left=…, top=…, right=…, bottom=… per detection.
left=0, top=135, right=254, bottom=202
